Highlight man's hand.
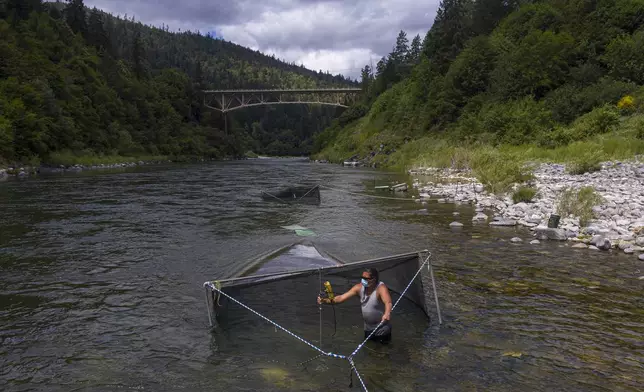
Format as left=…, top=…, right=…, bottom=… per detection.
left=381, top=312, right=391, bottom=322
left=317, top=295, right=322, bottom=305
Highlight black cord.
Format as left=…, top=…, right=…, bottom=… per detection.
left=331, top=303, right=337, bottom=337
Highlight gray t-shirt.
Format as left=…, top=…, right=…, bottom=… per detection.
left=360, top=281, right=391, bottom=335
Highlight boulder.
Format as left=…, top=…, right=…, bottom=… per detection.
left=472, top=212, right=488, bottom=222
left=618, top=241, right=634, bottom=250
left=535, top=227, right=568, bottom=241
left=449, top=221, right=463, bottom=228
left=489, top=219, right=517, bottom=227
left=572, top=243, right=588, bottom=249
left=596, top=237, right=612, bottom=250
left=510, top=237, right=523, bottom=243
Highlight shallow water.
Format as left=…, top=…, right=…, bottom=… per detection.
left=0, top=159, right=642, bottom=391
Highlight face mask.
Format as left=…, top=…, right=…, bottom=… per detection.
left=361, top=279, right=369, bottom=287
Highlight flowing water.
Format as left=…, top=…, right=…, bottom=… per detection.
left=0, top=159, right=642, bottom=391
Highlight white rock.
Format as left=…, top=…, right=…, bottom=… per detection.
left=572, top=243, right=588, bottom=249
left=449, top=221, right=463, bottom=228
left=489, top=219, right=517, bottom=227
left=640, top=254, right=644, bottom=261
left=617, top=219, right=630, bottom=226
left=624, top=247, right=635, bottom=254
left=510, top=237, right=523, bottom=243
left=530, top=240, right=540, bottom=245
left=472, top=212, right=488, bottom=222
left=588, top=245, right=600, bottom=250
left=636, top=236, right=644, bottom=246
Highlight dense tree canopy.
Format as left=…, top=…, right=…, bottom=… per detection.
left=314, top=0, right=644, bottom=161
left=0, top=0, right=357, bottom=164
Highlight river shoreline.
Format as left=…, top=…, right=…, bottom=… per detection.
left=409, top=158, right=644, bottom=261
left=0, top=156, right=262, bottom=180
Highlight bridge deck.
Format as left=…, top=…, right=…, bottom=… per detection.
left=203, top=88, right=361, bottom=94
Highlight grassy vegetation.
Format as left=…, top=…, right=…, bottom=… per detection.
left=313, top=112, right=644, bottom=194
left=513, top=186, right=538, bottom=203
left=312, top=1, right=644, bottom=197
left=556, top=187, right=604, bottom=227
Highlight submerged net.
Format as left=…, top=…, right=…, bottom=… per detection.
left=260, top=185, right=321, bottom=204
left=204, top=249, right=439, bottom=391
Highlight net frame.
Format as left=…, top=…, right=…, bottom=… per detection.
left=204, top=247, right=439, bottom=330
left=260, top=184, right=321, bottom=204
left=202, top=248, right=442, bottom=392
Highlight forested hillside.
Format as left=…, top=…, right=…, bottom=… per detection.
left=314, top=0, right=644, bottom=184
left=0, top=0, right=355, bottom=166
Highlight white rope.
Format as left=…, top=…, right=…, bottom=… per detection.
left=349, top=358, right=369, bottom=392
left=318, top=184, right=420, bottom=202
left=204, top=282, right=346, bottom=359
left=429, top=258, right=442, bottom=325
left=204, top=250, right=436, bottom=391
left=348, top=252, right=431, bottom=359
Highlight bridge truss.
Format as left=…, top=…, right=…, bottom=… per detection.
left=202, top=88, right=362, bottom=113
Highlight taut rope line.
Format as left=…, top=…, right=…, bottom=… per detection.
left=204, top=250, right=438, bottom=392
left=317, top=184, right=421, bottom=202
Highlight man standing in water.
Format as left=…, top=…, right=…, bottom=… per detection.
left=318, top=268, right=393, bottom=343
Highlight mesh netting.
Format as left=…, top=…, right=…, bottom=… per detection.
left=206, top=251, right=433, bottom=351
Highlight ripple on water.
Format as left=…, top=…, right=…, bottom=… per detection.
left=1, top=160, right=643, bottom=391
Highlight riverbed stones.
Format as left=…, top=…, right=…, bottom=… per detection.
left=510, top=237, right=523, bottom=243
left=410, top=158, right=644, bottom=259
left=449, top=221, right=464, bottom=228
left=639, top=253, right=644, bottom=261
left=535, top=227, right=567, bottom=241
left=489, top=219, right=517, bottom=226
left=472, top=212, right=488, bottom=222
left=572, top=243, right=588, bottom=249
left=530, top=240, right=540, bottom=245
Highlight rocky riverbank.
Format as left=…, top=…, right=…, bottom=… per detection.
left=0, top=160, right=170, bottom=180
left=409, top=158, right=644, bottom=261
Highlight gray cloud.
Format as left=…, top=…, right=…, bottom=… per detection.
left=84, top=0, right=440, bottom=78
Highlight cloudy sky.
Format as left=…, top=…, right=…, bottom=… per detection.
left=83, top=0, right=440, bottom=78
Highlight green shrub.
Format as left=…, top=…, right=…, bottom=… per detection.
left=568, top=105, right=620, bottom=140
left=604, top=30, right=644, bottom=85
left=566, top=150, right=603, bottom=174
left=470, top=148, right=535, bottom=195
left=455, top=96, right=554, bottom=145
left=512, top=186, right=538, bottom=203
left=556, top=186, right=604, bottom=227
left=544, top=78, right=636, bottom=124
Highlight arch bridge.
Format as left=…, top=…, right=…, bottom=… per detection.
left=202, top=88, right=362, bottom=113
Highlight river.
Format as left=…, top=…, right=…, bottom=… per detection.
left=0, top=159, right=642, bottom=391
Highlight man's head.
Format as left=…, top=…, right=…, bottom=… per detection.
left=361, top=268, right=379, bottom=288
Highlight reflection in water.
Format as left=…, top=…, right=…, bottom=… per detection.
left=0, top=160, right=642, bottom=391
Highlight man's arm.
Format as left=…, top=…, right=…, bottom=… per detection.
left=319, top=284, right=360, bottom=305
left=377, top=284, right=393, bottom=321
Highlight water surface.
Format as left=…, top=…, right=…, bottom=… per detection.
left=1, top=159, right=642, bottom=391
